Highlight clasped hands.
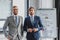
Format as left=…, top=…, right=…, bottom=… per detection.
left=27, top=28, right=38, bottom=33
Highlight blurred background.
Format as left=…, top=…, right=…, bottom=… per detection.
left=0, top=0, right=59, bottom=40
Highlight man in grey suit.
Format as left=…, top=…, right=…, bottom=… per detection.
left=3, top=6, right=23, bottom=40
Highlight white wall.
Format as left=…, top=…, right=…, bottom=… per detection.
left=29, top=0, right=55, bottom=9
left=38, top=0, right=55, bottom=8
left=29, top=0, right=38, bottom=10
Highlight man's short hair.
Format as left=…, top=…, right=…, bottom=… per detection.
left=28, top=7, right=35, bottom=11
left=13, top=6, right=17, bottom=8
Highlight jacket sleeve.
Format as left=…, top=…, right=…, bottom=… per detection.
left=38, top=17, right=43, bottom=31
left=3, top=17, right=9, bottom=38
left=23, top=18, right=27, bottom=32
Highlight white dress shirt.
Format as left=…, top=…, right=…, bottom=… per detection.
left=14, top=15, right=19, bottom=26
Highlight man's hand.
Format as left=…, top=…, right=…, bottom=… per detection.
left=42, top=28, right=44, bottom=31
left=7, top=35, right=11, bottom=40
left=33, top=28, right=38, bottom=32
left=28, top=28, right=33, bottom=33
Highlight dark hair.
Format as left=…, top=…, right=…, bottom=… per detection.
left=28, top=7, right=35, bottom=11
left=13, top=6, right=17, bottom=8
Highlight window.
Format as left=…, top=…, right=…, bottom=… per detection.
left=0, top=0, right=12, bottom=31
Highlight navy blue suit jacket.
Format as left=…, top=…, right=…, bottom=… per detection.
left=23, top=16, right=43, bottom=39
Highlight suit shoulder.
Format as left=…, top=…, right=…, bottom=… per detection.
left=6, top=16, right=12, bottom=21
left=25, top=17, right=27, bottom=20
left=7, top=16, right=12, bottom=19
left=25, top=16, right=29, bottom=19
left=8, top=15, right=13, bottom=18
left=35, top=16, right=40, bottom=18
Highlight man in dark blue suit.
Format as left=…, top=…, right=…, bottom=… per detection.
left=23, top=7, right=44, bottom=40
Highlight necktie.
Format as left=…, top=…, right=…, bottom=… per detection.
left=15, top=16, right=18, bottom=26
left=31, top=16, right=34, bottom=24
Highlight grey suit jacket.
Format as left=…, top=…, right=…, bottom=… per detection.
left=3, top=16, right=23, bottom=40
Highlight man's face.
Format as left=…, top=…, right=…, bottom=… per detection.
left=13, top=7, right=18, bottom=15
left=29, top=8, right=35, bottom=16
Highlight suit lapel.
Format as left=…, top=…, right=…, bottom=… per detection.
left=29, top=16, right=35, bottom=26
left=13, top=16, right=20, bottom=27
left=18, top=16, right=20, bottom=27
left=31, top=16, right=36, bottom=26
left=12, top=16, right=16, bottom=25
left=28, top=16, right=32, bottom=25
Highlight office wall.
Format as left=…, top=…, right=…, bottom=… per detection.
left=29, top=0, right=55, bottom=9
left=38, top=0, right=55, bottom=8
left=29, top=0, right=38, bottom=9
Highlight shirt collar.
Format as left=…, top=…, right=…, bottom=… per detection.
left=13, top=15, right=19, bottom=20
left=29, top=14, right=34, bottom=18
